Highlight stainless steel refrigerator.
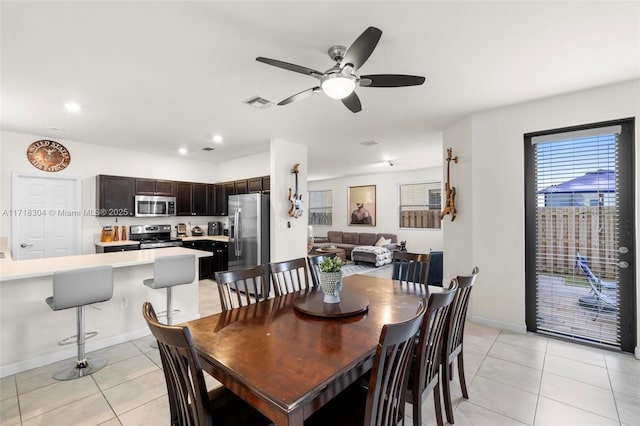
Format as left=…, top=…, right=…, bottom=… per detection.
left=228, top=193, right=270, bottom=271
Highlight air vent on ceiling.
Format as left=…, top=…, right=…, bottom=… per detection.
left=244, top=96, right=273, bottom=109
left=201, top=147, right=215, bottom=151
left=360, top=140, right=379, bottom=146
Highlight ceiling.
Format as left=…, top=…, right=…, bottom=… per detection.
left=1, top=1, right=638, bottom=181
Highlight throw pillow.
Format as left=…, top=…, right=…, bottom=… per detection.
left=375, top=236, right=387, bottom=247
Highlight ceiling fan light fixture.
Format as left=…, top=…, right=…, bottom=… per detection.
left=321, top=73, right=356, bottom=99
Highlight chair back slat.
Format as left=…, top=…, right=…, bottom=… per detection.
left=365, top=298, right=427, bottom=426
left=413, top=279, right=458, bottom=399
left=269, top=258, right=310, bottom=296
left=444, top=267, right=479, bottom=358
left=214, top=265, right=269, bottom=312
left=307, top=253, right=337, bottom=289
left=143, top=302, right=211, bottom=426
left=392, top=252, right=430, bottom=285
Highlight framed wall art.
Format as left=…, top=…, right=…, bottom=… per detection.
left=348, top=185, right=376, bottom=226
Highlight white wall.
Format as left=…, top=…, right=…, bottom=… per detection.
left=308, top=167, right=443, bottom=254
left=0, top=130, right=257, bottom=253
left=216, top=151, right=270, bottom=182
left=444, top=79, right=640, bottom=354
left=269, top=138, right=308, bottom=263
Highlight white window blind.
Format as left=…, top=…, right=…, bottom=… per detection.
left=534, top=129, right=620, bottom=346
left=399, top=182, right=441, bottom=229
left=309, top=190, right=332, bottom=226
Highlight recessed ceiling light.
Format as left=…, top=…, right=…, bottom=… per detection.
left=360, top=140, right=379, bottom=146
left=64, top=101, right=81, bottom=112
left=212, top=134, right=223, bottom=143
left=178, top=148, right=188, bottom=154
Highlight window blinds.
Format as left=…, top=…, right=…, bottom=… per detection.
left=534, top=130, right=620, bottom=347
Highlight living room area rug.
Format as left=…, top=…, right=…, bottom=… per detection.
left=342, top=263, right=393, bottom=278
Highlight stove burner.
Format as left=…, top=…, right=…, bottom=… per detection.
left=130, top=224, right=183, bottom=249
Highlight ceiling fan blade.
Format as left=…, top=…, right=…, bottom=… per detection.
left=341, top=27, right=382, bottom=72
left=278, top=87, right=321, bottom=106
left=359, top=74, right=426, bottom=87
left=256, top=57, right=323, bottom=79
left=341, top=92, right=362, bottom=113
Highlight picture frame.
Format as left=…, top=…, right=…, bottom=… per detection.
left=348, top=185, right=376, bottom=226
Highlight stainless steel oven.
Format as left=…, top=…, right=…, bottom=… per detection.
left=135, top=195, right=176, bottom=217
left=129, top=224, right=183, bottom=249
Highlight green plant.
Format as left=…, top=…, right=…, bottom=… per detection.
left=319, top=256, right=344, bottom=273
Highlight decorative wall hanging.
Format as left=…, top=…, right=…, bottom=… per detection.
left=440, top=147, right=458, bottom=221
left=26, top=140, right=71, bottom=172
left=348, top=185, right=376, bottom=226
left=288, top=163, right=303, bottom=218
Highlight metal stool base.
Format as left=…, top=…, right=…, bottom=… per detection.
left=52, top=356, right=108, bottom=381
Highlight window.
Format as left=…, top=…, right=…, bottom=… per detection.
left=399, top=182, right=441, bottom=229
left=308, top=190, right=332, bottom=226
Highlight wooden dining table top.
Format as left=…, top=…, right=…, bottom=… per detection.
left=184, top=274, right=430, bottom=426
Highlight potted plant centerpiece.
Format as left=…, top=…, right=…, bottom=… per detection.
left=319, top=256, right=344, bottom=303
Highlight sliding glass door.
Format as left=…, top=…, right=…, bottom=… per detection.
left=524, top=118, right=635, bottom=352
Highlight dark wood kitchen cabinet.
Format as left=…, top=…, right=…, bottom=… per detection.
left=212, top=241, right=229, bottom=274
left=235, top=179, right=248, bottom=194
left=262, top=176, right=270, bottom=193
left=247, top=177, right=263, bottom=193
left=135, top=178, right=175, bottom=196
left=176, top=182, right=209, bottom=216
left=212, top=181, right=236, bottom=216
left=96, top=175, right=135, bottom=216
left=182, top=240, right=214, bottom=279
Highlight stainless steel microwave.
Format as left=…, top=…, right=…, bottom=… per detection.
left=135, top=195, right=176, bottom=217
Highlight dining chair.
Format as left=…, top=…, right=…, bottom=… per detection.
left=269, top=257, right=310, bottom=296
left=142, top=302, right=272, bottom=426
left=409, top=279, right=458, bottom=426
left=441, top=266, right=479, bottom=424
left=392, top=251, right=430, bottom=285
left=214, top=264, right=270, bottom=312
left=307, top=253, right=337, bottom=290
left=305, top=297, right=428, bottom=426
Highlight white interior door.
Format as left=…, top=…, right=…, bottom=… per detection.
left=12, top=173, right=81, bottom=260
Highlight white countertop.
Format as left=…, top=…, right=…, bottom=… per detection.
left=180, top=236, right=228, bottom=242
left=0, top=247, right=210, bottom=282
left=94, top=239, right=140, bottom=247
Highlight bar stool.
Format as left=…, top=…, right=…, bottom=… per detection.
left=143, top=254, right=196, bottom=326
left=46, top=265, right=113, bottom=380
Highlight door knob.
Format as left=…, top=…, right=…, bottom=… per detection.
left=20, top=243, right=33, bottom=248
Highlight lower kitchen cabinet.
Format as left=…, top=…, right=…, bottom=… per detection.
left=212, top=242, right=229, bottom=275
left=183, top=240, right=214, bottom=280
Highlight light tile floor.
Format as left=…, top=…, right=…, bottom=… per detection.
left=1, top=268, right=639, bottom=426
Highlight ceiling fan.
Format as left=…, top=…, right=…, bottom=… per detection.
left=256, top=26, right=425, bottom=113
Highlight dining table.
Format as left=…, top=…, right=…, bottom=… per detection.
left=184, top=273, right=432, bottom=426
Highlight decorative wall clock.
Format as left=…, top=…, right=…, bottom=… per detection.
left=26, top=140, right=71, bottom=172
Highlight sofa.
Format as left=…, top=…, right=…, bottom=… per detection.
left=312, top=231, right=397, bottom=262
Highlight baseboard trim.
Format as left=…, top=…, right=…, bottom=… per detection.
left=467, top=315, right=527, bottom=334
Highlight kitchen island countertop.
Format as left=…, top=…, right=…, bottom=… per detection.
left=0, top=247, right=210, bottom=282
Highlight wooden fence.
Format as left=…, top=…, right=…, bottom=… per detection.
left=537, top=207, right=617, bottom=279
left=400, top=210, right=441, bottom=229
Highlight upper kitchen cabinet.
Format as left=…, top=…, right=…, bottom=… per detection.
left=212, top=181, right=236, bottom=216
left=96, top=175, right=135, bottom=216
left=235, top=179, right=248, bottom=194
left=247, top=176, right=270, bottom=193
left=135, top=178, right=175, bottom=196
left=176, top=182, right=209, bottom=216
left=247, top=177, right=262, bottom=193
